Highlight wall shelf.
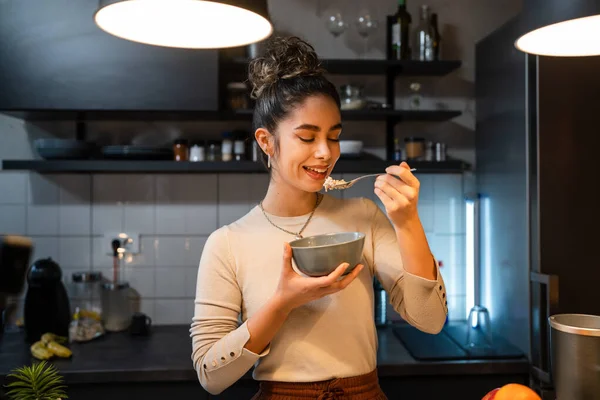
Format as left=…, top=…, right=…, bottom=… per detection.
left=221, top=58, right=462, bottom=77
left=1, top=159, right=470, bottom=174
left=1, top=109, right=461, bottom=122
left=218, top=57, right=464, bottom=160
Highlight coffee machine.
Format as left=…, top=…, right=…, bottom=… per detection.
left=0, top=235, right=33, bottom=335
left=23, top=257, right=71, bottom=343
left=0, top=235, right=33, bottom=400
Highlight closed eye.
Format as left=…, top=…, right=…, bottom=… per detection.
left=299, top=137, right=340, bottom=143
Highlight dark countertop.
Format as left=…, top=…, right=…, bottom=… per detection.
left=0, top=324, right=529, bottom=385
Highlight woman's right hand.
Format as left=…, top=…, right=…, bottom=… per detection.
left=273, top=242, right=364, bottom=314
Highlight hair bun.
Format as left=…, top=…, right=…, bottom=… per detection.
left=248, top=36, right=325, bottom=99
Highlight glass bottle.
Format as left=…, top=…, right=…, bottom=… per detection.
left=387, top=0, right=412, bottom=60
left=413, top=5, right=434, bottom=61
left=393, top=138, right=403, bottom=161
left=431, top=12, right=441, bottom=60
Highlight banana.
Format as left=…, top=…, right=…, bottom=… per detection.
left=30, top=341, right=53, bottom=360
left=33, top=333, right=72, bottom=359
left=46, top=340, right=72, bottom=358
left=41, top=332, right=68, bottom=345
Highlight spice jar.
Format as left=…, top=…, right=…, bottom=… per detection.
left=234, top=138, right=246, bottom=161
left=226, top=82, right=250, bottom=110
left=424, top=141, right=434, bottom=161
left=404, top=137, right=425, bottom=160
left=173, top=139, right=189, bottom=161
left=207, top=140, right=221, bottom=161
left=221, top=132, right=233, bottom=162
left=189, top=141, right=205, bottom=162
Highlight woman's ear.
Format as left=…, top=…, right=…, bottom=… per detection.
left=255, top=128, right=273, bottom=156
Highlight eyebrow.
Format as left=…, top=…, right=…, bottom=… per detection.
left=294, top=123, right=343, bottom=132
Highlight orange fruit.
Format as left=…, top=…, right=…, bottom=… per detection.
left=494, top=384, right=541, bottom=400
left=482, top=388, right=499, bottom=400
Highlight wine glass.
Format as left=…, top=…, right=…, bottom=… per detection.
left=356, top=9, right=379, bottom=58
left=325, top=9, right=348, bottom=38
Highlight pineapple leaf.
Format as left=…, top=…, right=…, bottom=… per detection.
left=4, top=361, right=68, bottom=400
left=36, top=374, right=62, bottom=392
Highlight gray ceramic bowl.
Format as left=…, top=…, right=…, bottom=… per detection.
left=289, top=232, right=365, bottom=277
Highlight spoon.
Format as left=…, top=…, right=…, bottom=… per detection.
left=324, top=168, right=417, bottom=191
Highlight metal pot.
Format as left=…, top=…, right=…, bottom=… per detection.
left=549, top=314, right=600, bottom=400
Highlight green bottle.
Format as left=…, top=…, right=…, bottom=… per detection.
left=390, top=0, right=412, bottom=60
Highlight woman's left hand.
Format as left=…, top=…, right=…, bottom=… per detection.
left=374, top=162, right=420, bottom=228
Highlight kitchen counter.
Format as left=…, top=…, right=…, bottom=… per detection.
left=0, top=324, right=530, bottom=399
left=0, top=323, right=528, bottom=383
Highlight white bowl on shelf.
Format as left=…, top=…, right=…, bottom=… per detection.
left=339, top=140, right=363, bottom=156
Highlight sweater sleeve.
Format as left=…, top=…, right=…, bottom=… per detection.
left=367, top=199, right=448, bottom=334
left=190, top=227, right=270, bottom=395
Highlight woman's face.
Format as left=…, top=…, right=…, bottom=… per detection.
left=267, top=95, right=342, bottom=193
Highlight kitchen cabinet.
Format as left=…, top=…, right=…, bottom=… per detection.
left=0, top=325, right=528, bottom=400
left=476, top=14, right=600, bottom=398
left=0, top=159, right=469, bottom=174
left=0, top=0, right=218, bottom=113
left=60, top=375, right=529, bottom=400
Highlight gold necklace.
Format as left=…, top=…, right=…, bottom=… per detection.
left=259, top=193, right=322, bottom=239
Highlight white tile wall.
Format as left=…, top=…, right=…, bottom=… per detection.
left=0, top=205, right=27, bottom=235
left=0, top=170, right=467, bottom=324
left=0, top=0, right=525, bottom=325
left=58, top=237, right=91, bottom=269
left=0, top=172, right=27, bottom=204
left=332, top=171, right=467, bottom=321
left=155, top=175, right=218, bottom=235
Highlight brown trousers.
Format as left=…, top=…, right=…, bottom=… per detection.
left=250, top=370, right=388, bottom=400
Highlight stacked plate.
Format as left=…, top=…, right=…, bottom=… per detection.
left=101, top=146, right=173, bottom=160
left=34, top=139, right=96, bottom=160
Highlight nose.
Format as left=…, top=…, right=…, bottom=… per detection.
left=314, top=139, right=332, bottom=162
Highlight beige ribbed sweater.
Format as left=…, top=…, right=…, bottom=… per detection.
left=190, top=195, right=448, bottom=395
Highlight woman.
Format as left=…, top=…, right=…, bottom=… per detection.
left=190, top=36, right=448, bottom=399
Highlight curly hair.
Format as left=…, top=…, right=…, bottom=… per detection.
left=247, top=36, right=341, bottom=169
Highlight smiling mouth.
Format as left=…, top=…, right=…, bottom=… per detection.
left=303, top=166, right=328, bottom=174
left=302, top=165, right=330, bottom=180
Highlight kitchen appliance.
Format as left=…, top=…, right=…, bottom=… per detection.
left=476, top=11, right=600, bottom=399
left=23, top=258, right=71, bottom=343
left=549, top=314, right=600, bottom=400
left=0, top=235, right=33, bottom=336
